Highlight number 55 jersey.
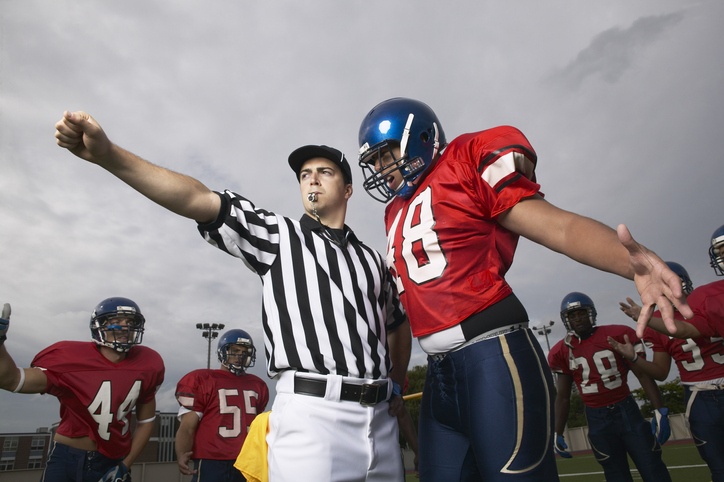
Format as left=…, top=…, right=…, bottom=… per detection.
left=31, top=341, right=165, bottom=459
left=548, top=325, right=644, bottom=407
left=175, top=369, right=269, bottom=460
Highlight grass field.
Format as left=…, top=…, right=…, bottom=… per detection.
left=404, top=441, right=712, bottom=481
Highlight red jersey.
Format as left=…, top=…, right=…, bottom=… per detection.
left=548, top=325, right=643, bottom=408
left=683, top=280, right=724, bottom=338
left=31, top=341, right=165, bottom=459
left=643, top=325, right=724, bottom=383
left=384, top=127, right=541, bottom=337
left=175, top=369, right=269, bottom=460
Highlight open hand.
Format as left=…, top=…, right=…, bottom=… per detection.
left=618, top=224, right=692, bottom=337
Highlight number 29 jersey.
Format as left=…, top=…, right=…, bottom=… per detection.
left=175, top=369, right=269, bottom=460
left=31, top=341, right=165, bottom=459
left=548, top=325, right=643, bottom=408
left=383, top=126, right=541, bottom=337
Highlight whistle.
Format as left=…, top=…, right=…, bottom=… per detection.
left=307, top=193, right=317, bottom=202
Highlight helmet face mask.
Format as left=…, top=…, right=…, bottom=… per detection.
left=358, top=142, right=423, bottom=203
left=90, top=297, right=145, bottom=353
left=358, top=98, right=446, bottom=203
left=560, top=292, right=597, bottom=337
left=709, top=225, right=724, bottom=276
left=217, top=329, right=256, bottom=376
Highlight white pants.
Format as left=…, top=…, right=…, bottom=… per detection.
left=267, top=372, right=404, bottom=482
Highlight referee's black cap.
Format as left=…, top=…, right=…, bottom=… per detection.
left=288, top=145, right=353, bottom=185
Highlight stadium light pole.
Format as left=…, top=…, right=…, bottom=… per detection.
left=196, top=323, right=226, bottom=369
left=532, top=320, right=555, bottom=352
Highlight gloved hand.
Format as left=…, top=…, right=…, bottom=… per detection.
left=651, top=407, right=671, bottom=444
left=99, top=462, right=130, bottom=482
left=554, top=433, right=572, bottom=458
left=0, top=303, right=11, bottom=345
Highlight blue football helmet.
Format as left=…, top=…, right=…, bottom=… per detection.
left=710, top=225, right=724, bottom=276
left=358, top=97, right=447, bottom=202
left=90, top=297, right=145, bottom=352
left=665, top=261, right=693, bottom=296
left=560, top=292, right=597, bottom=332
left=217, top=329, right=256, bottom=376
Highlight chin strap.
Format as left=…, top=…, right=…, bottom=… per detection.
left=564, top=333, right=579, bottom=370
left=431, top=121, right=441, bottom=159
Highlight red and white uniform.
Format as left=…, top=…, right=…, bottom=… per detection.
left=644, top=319, right=724, bottom=384
left=31, top=341, right=165, bottom=459
left=548, top=325, right=643, bottom=408
left=384, top=127, right=540, bottom=337
left=683, top=280, right=724, bottom=339
left=175, top=369, right=269, bottom=460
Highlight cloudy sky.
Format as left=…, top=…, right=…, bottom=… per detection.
left=1, top=0, right=722, bottom=433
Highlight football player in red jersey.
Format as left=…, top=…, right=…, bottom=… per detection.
left=549, top=292, right=671, bottom=482
left=615, top=256, right=724, bottom=481
left=357, top=97, right=689, bottom=481
left=0, top=297, right=164, bottom=482
left=175, top=329, right=269, bottom=482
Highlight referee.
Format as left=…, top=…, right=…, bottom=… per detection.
left=55, top=110, right=412, bottom=482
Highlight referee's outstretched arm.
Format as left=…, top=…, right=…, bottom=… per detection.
left=55, top=110, right=221, bottom=224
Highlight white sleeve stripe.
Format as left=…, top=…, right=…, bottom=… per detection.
left=480, top=151, right=535, bottom=188
left=176, top=395, right=194, bottom=407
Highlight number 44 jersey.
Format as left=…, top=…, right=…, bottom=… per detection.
left=175, top=369, right=269, bottom=460
left=31, top=341, right=165, bottom=459
left=383, top=126, right=541, bottom=338
left=548, top=325, right=644, bottom=408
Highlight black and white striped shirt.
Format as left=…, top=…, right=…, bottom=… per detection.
left=198, top=191, right=406, bottom=380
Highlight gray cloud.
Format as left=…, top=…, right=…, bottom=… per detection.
left=549, top=12, right=685, bottom=89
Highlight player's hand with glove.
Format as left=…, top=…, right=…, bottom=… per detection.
left=99, top=462, right=131, bottom=482
left=554, top=433, right=572, bottom=458
left=0, top=303, right=11, bottom=345
left=651, top=407, right=671, bottom=445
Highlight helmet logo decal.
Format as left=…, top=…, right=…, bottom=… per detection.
left=399, top=113, right=415, bottom=157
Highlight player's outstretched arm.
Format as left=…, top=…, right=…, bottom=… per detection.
left=54, top=111, right=220, bottom=224
left=620, top=297, right=701, bottom=340
left=0, top=304, right=48, bottom=394
left=607, top=334, right=670, bottom=381
left=498, top=196, right=691, bottom=337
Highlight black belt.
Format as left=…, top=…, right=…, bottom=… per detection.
left=460, top=293, right=528, bottom=341
left=294, top=376, right=388, bottom=406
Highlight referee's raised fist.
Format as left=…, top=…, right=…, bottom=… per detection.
left=55, top=110, right=111, bottom=163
